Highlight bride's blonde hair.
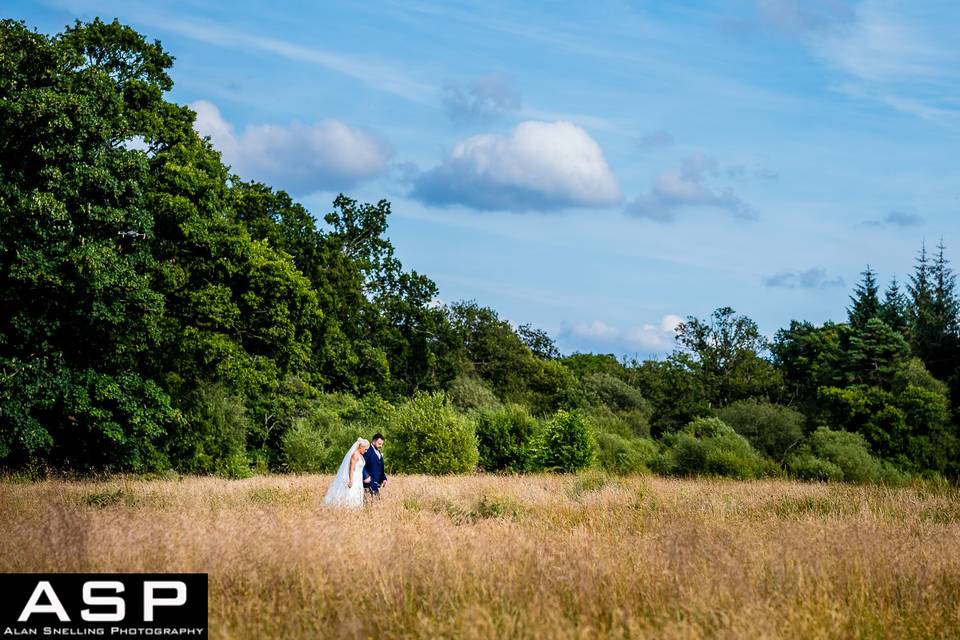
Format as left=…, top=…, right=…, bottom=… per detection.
left=357, top=438, right=370, bottom=449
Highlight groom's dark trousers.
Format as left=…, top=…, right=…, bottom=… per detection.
left=363, top=448, right=387, bottom=496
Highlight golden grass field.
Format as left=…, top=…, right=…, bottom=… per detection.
left=2, top=473, right=959, bottom=639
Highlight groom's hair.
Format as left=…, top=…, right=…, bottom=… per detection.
left=371, top=433, right=385, bottom=442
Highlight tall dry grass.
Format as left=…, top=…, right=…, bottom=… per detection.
left=2, top=473, right=959, bottom=639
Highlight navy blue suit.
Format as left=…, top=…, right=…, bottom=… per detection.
left=363, top=447, right=387, bottom=494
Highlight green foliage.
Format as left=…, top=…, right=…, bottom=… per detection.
left=815, top=382, right=955, bottom=473
left=560, top=353, right=625, bottom=380
left=386, top=393, right=479, bottom=474
left=675, top=307, right=784, bottom=407
left=582, top=372, right=650, bottom=414
left=717, top=399, right=805, bottom=461
left=655, top=417, right=769, bottom=479
left=783, top=453, right=844, bottom=482
left=167, top=383, right=249, bottom=477
left=595, top=432, right=658, bottom=475
left=632, top=355, right=710, bottom=436
left=848, top=265, right=880, bottom=329
left=446, top=376, right=502, bottom=413
left=442, top=302, right=577, bottom=414
left=787, top=427, right=907, bottom=485
left=280, top=393, right=389, bottom=473
left=474, top=404, right=538, bottom=472
left=531, top=410, right=597, bottom=473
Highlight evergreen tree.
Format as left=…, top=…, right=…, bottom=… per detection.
left=879, top=276, right=910, bottom=336
left=848, top=265, right=880, bottom=329
left=908, top=242, right=938, bottom=369
left=909, top=240, right=960, bottom=379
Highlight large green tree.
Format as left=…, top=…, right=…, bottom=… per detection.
left=0, top=19, right=185, bottom=470
left=674, top=307, right=783, bottom=408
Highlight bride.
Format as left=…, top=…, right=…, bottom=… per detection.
left=323, top=437, right=369, bottom=508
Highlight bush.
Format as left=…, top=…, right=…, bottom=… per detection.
left=787, top=453, right=844, bottom=482
left=787, top=427, right=909, bottom=485
left=531, top=410, right=597, bottom=473
left=596, top=432, right=658, bottom=475
left=281, top=392, right=390, bottom=473
left=583, top=373, right=651, bottom=414
left=717, top=399, right=805, bottom=461
left=656, top=417, right=768, bottom=479
left=387, top=393, right=479, bottom=474
left=447, top=376, right=501, bottom=413
left=475, top=404, right=538, bottom=472
left=282, top=412, right=354, bottom=474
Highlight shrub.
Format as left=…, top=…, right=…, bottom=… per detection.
left=657, top=417, right=768, bottom=479
left=282, top=412, right=352, bottom=474
left=787, top=427, right=909, bottom=485
left=583, top=373, right=651, bottom=414
left=281, top=392, right=389, bottom=473
left=596, top=432, right=658, bottom=475
left=386, top=393, right=479, bottom=474
left=787, top=453, right=844, bottom=482
left=447, top=375, right=502, bottom=413
left=531, top=410, right=597, bottom=473
left=474, top=404, right=538, bottom=472
left=717, top=399, right=805, bottom=461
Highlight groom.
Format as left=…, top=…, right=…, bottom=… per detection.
left=362, top=433, right=387, bottom=498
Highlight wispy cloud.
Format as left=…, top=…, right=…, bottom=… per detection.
left=862, top=210, right=924, bottom=228
left=636, top=130, right=675, bottom=150
left=758, top=0, right=960, bottom=126
left=411, top=120, right=621, bottom=212
left=191, top=100, right=390, bottom=194
left=443, top=74, right=521, bottom=125
left=113, top=10, right=438, bottom=106
left=624, top=153, right=756, bottom=222
left=763, top=268, right=845, bottom=289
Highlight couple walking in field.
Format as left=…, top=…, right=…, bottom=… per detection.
left=322, top=433, right=388, bottom=508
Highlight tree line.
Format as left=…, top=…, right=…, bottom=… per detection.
left=1, top=18, right=957, bottom=481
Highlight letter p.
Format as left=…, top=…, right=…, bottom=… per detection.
left=143, top=581, right=187, bottom=622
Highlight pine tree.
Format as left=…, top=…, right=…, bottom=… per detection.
left=923, top=238, right=960, bottom=379
left=931, top=238, right=960, bottom=335
left=848, top=265, right=880, bottom=329
left=879, top=276, right=909, bottom=336
left=907, top=240, right=958, bottom=379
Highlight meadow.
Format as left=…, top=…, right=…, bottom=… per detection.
left=3, top=474, right=959, bottom=639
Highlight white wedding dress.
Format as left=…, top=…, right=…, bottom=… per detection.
left=323, top=439, right=366, bottom=508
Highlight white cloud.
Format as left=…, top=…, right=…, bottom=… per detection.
left=411, top=120, right=622, bottom=211
left=625, top=153, right=756, bottom=222
left=562, top=315, right=682, bottom=353
left=190, top=101, right=390, bottom=195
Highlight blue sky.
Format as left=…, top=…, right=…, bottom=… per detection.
left=11, top=0, right=960, bottom=357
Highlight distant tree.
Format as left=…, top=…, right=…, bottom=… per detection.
left=848, top=265, right=880, bottom=329
left=845, top=318, right=911, bottom=389
left=517, top=323, right=560, bottom=360
left=632, top=355, right=710, bottom=436
left=675, top=307, right=783, bottom=407
left=561, top=353, right=626, bottom=380
left=771, top=320, right=846, bottom=407
left=908, top=240, right=960, bottom=380
left=879, top=276, right=910, bottom=337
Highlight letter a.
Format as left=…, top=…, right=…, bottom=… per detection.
left=18, top=581, right=70, bottom=622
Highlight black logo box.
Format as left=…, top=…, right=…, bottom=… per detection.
left=1, top=573, right=207, bottom=638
